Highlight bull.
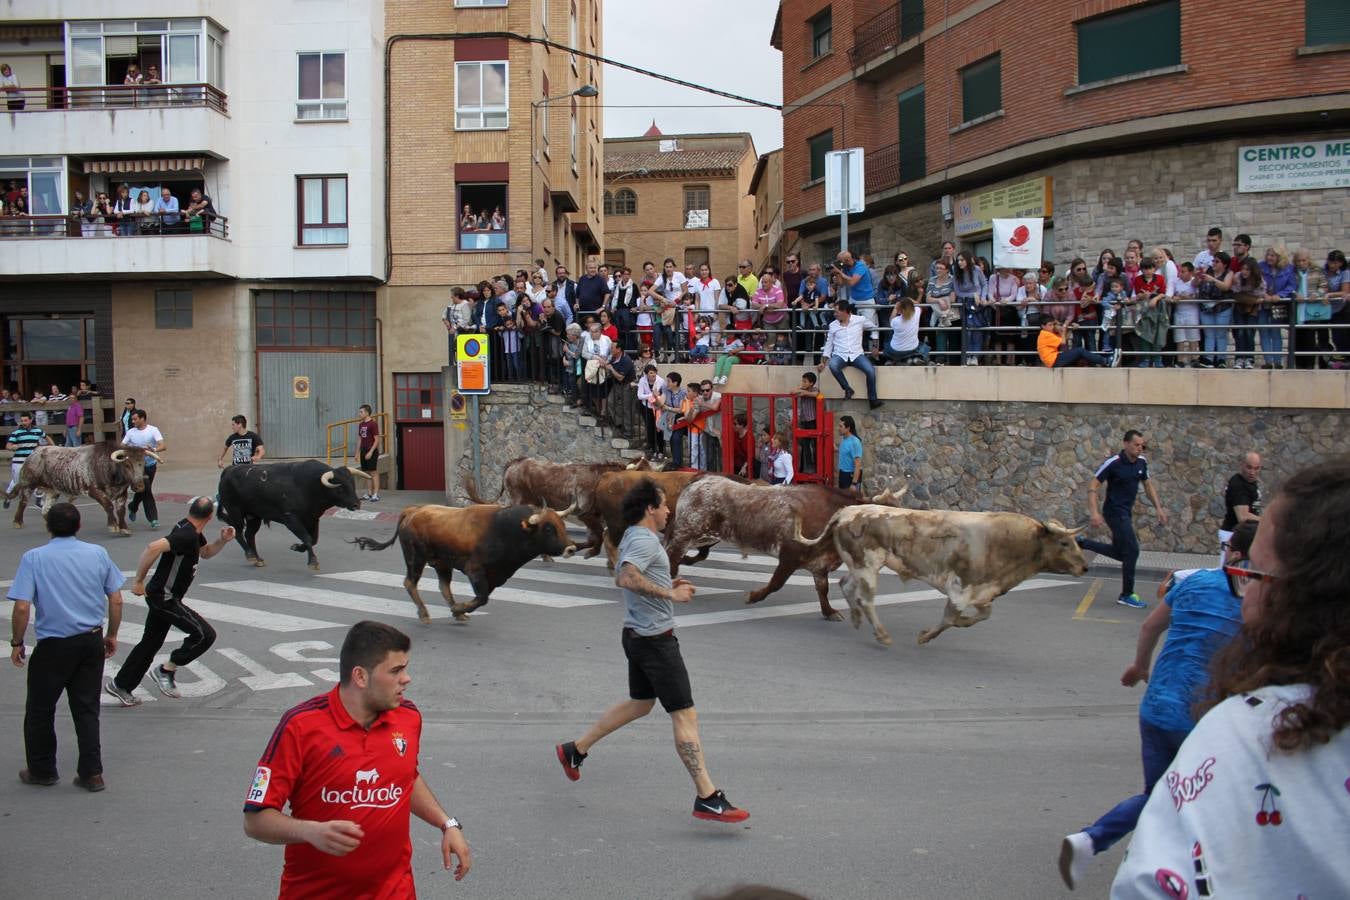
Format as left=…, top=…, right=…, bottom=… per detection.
left=464, top=456, right=653, bottom=557
left=7, top=443, right=157, bottom=534
left=582, top=468, right=711, bottom=567
left=795, top=505, right=1088, bottom=645
left=350, top=502, right=577, bottom=623
left=666, top=480, right=904, bottom=620
left=216, top=461, right=372, bottom=571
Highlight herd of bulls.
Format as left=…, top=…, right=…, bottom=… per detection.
left=5, top=447, right=1090, bottom=645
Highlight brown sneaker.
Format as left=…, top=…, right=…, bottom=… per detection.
left=19, top=769, right=59, bottom=787
left=73, top=774, right=106, bottom=792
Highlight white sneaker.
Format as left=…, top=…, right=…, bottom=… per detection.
left=1058, top=831, right=1094, bottom=890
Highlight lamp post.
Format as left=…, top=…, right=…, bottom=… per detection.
left=531, top=83, right=598, bottom=167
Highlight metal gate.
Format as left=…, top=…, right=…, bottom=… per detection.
left=257, top=351, right=377, bottom=458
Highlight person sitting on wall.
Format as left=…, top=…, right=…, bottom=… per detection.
left=1038, top=318, right=1115, bottom=368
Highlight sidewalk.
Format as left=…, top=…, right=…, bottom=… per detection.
left=147, top=464, right=447, bottom=523
left=1086, top=549, right=1215, bottom=579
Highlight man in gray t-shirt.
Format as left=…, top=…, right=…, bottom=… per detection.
left=554, top=478, right=749, bottom=824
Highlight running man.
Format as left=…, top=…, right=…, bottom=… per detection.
left=356, top=404, right=380, bottom=502
left=1058, top=521, right=1255, bottom=889
left=104, top=497, right=232, bottom=705
left=4, top=411, right=50, bottom=511
left=1078, top=430, right=1168, bottom=609
left=218, top=415, right=264, bottom=468
left=555, top=478, right=749, bottom=823
left=121, top=408, right=165, bottom=528
left=243, top=621, right=471, bottom=896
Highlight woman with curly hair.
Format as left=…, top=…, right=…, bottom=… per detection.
left=1111, top=456, right=1350, bottom=897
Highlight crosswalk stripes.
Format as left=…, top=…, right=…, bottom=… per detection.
left=200, top=580, right=468, bottom=621
left=318, top=569, right=740, bottom=602
left=122, top=594, right=340, bottom=632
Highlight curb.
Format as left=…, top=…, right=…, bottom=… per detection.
left=157, top=491, right=402, bottom=523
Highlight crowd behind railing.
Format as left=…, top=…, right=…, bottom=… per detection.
left=0, top=383, right=109, bottom=454
left=0, top=181, right=225, bottom=239
left=1, top=60, right=227, bottom=112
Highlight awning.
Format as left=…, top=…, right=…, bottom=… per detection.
left=0, top=25, right=62, bottom=40
left=550, top=189, right=580, bottom=214
left=83, top=158, right=206, bottom=175
left=570, top=221, right=600, bottom=254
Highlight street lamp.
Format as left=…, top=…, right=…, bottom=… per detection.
left=531, top=83, right=599, bottom=166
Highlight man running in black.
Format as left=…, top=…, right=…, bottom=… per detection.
left=105, top=497, right=234, bottom=705
left=1078, top=430, right=1169, bottom=610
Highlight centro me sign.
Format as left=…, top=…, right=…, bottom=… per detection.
left=1237, top=139, right=1350, bottom=193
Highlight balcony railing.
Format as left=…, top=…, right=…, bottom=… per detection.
left=4, top=83, right=228, bottom=115
left=0, top=213, right=229, bottom=240
left=850, top=0, right=925, bottom=69
left=865, top=143, right=899, bottom=195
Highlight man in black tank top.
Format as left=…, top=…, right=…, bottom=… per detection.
left=105, top=497, right=234, bottom=705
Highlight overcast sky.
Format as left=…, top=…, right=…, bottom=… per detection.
left=601, top=0, right=783, bottom=154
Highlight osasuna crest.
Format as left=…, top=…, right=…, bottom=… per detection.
left=392, top=732, right=407, bottom=757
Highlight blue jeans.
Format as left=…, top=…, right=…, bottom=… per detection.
left=1053, top=347, right=1110, bottom=367
left=1199, top=306, right=1231, bottom=360
left=1078, top=512, right=1139, bottom=596
left=826, top=354, right=878, bottom=403
left=66, top=425, right=80, bottom=446
left=1084, top=719, right=1189, bottom=853
left=883, top=343, right=929, bottom=364
left=668, top=430, right=684, bottom=469
left=1257, top=307, right=1283, bottom=365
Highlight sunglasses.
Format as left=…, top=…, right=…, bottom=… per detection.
left=1222, top=562, right=1277, bottom=591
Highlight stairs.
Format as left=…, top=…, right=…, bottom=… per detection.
left=544, top=390, right=649, bottom=460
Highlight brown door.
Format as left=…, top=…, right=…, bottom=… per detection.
left=399, top=424, right=445, bottom=491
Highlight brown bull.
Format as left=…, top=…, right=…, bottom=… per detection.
left=666, top=480, right=905, bottom=620
left=464, top=456, right=653, bottom=556
left=8, top=443, right=157, bottom=533
left=351, top=502, right=577, bottom=624
left=583, top=469, right=710, bottom=567
left=795, top=505, right=1088, bottom=645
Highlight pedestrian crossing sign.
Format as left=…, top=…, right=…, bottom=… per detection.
left=456, top=334, right=490, bottom=395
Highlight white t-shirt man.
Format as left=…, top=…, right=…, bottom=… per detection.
left=122, top=424, right=164, bottom=453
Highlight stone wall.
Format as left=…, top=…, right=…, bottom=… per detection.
left=862, top=400, right=1346, bottom=554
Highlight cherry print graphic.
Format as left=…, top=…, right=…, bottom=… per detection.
left=1254, top=782, right=1283, bottom=826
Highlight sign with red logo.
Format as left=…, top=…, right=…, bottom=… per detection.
left=992, top=218, right=1044, bottom=268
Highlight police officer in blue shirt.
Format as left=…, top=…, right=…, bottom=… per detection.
left=1079, top=430, right=1169, bottom=609
left=7, top=502, right=125, bottom=791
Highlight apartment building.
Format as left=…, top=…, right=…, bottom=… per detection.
left=601, top=130, right=757, bottom=281
left=382, top=0, right=604, bottom=489
left=773, top=0, right=1350, bottom=268
left=1, top=3, right=386, bottom=465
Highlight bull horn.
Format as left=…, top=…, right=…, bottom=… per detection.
left=347, top=467, right=374, bottom=482
left=1043, top=519, right=1089, bottom=537
left=552, top=496, right=579, bottom=518
left=110, top=449, right=127, bottom=462
left=527, top=512, right=542, bottom=526
left=625, top=455, right=647, bottom=471
left=146, top=450, right=164, bottom=463
left=320, top=470, right=338, bottom=488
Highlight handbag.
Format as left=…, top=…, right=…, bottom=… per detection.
left=1298, top=299, right=1332, bottom=323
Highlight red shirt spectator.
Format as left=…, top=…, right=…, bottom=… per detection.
left=1133, top=272, right=1167, bottom=297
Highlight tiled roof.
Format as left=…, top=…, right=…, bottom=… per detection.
left=605, top=148, right=744, bottom=176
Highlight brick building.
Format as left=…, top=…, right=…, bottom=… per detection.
left=773, top=0, right=1350, bottom=268
left=601, top=129, right=757, bottom=280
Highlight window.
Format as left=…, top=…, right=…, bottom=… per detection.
left=898, top=85, right=926, bottom=183
left=540, top=75, right=550, bottom=152
left=394, top=373, right=444, bottom=422
left=569, top=2, right=579, bottom=66
left=683, top=247, right=709, bottom=269
left=255, top=291, right=376, bottom=348
left=1307, top=0, right=1350, bottom=45
left=570, top=106, right=578, bottom=174
left=603, top=249, right=626, bottom=269
left=605, top=188, right=636, bottom=215
left=810, top=8, right=832, bottom=58
left=683, top=185, right=710, bottom=229
left=808, top=130, right=833, bottom=182
left=458, top=183, right=508, bottom=251
left=456, top=0, right=507, bottom=5
left=455, top=61, right=508, bottom=129
left=297, top=52, right=346, bottom=120
left=960, top=54, right=1001, bottom=123
left=154, top=290, right=192, bottom=329
left=297, top=175, right=348, bottom=246
left=1076, top=1, right=1180, bottom=85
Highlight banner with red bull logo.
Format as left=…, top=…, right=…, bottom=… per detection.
left=992, top=217, right=1044, bottom=269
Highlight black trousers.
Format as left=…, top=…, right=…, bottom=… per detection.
left=113, top=594, right=216, bottom=692
left=128, top=463, right=158, bottom=521
left=25, top=629, right=105, bottom=779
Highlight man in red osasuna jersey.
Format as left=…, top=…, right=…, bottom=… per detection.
left=243, top=621, right=471, bottom=897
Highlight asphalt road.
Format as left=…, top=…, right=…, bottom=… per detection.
left=0, top=501, right=1160, bottom=898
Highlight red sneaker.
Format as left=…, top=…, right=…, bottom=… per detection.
left=693, top=789, right=749, bottom=823
left=555, top=741, right=584, bottom=782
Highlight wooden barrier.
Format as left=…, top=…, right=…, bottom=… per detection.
left=0, top=396, right=123, bottom=460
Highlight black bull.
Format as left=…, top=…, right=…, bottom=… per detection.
left=217, top=461, right=371, bottom=571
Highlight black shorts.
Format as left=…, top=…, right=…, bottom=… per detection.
left=359, top=451, right=379, bottom=473
left=622, top=628, right=693, bottom=713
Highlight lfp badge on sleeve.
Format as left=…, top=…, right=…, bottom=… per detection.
left=456, top=334, right=490, bottom=395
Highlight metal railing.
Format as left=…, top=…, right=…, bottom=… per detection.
left=850, top=0, right=925, bottom=69
left=4, top=83, right=228, bottom=114
left=325, top=413, right=391, bottom=469
left=865, top=143, right=899, bottom=195
left=0, top=212, right=229, bottom=240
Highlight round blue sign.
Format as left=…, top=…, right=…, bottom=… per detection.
left=463, top=338, right=481, bottom=357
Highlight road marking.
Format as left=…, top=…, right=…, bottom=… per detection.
left=202, top=580, right=457, bottom=620
left=1073, top=578, right=1102, bottom=620
left=214, top=648, right=314, bottom=690
left=122, top=594, right=341, bottom=632
left=320, top=568, right=736, bottom=597
left=548, top=554, right=816, bottom=587
left=315, top=571, right=611, bottom=608
left=675, top=578, right=1070, bottom=628
left=270, top=640, right=338, bottom=664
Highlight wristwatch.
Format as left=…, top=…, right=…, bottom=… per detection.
left=441, top=817, right=462, bottom=832
left=10, top=640, right=23, bottom=647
